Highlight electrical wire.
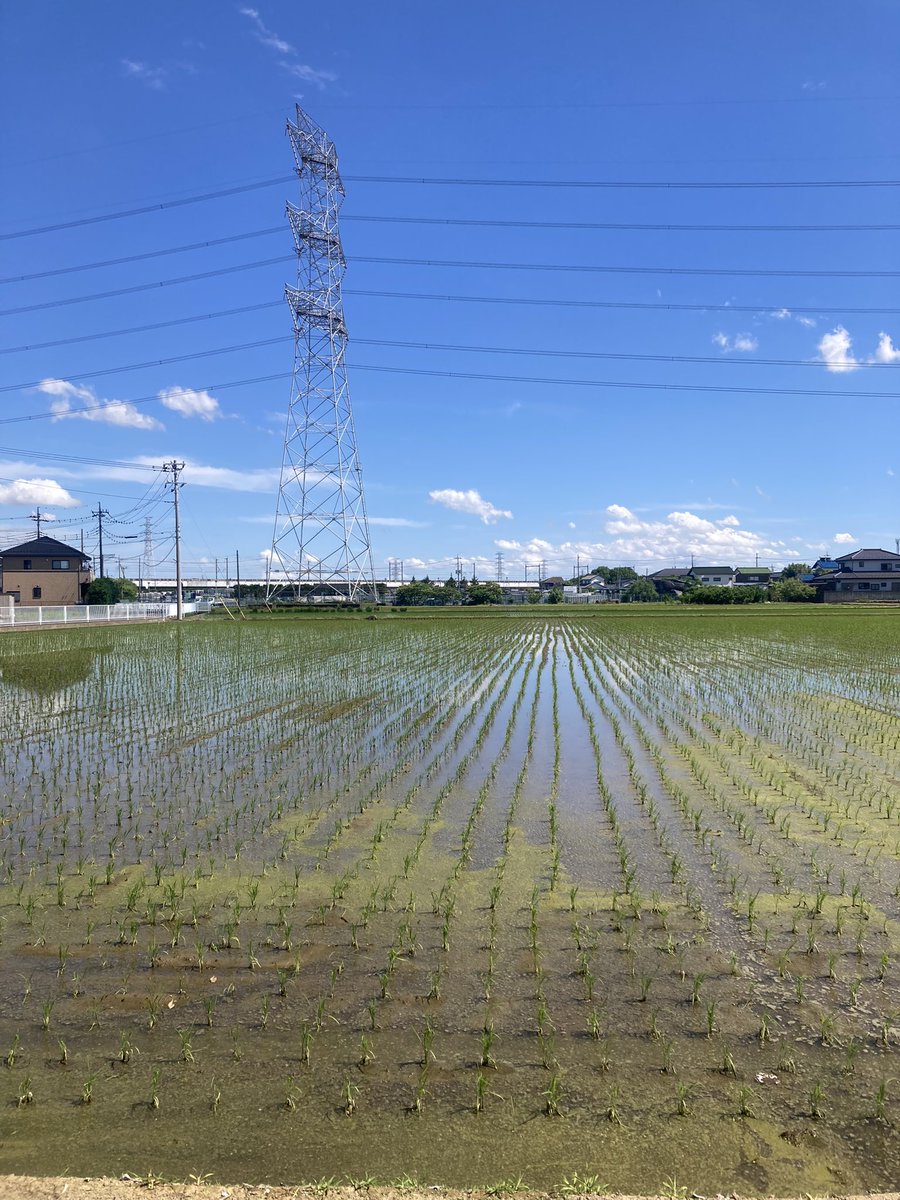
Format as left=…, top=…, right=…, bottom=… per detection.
left=4, top=209, right=898, bottom=285
left=3, top=359, right=900, bottom=434
left=6, top=251, right=899, bottom=320
left=3, top=170, right=900, bottom=241
left=5, top=288, right=900, bottom=358
left=3, top=331, right=899, bottom=399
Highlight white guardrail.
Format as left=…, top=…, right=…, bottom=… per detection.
left=0, top=601, right=211, bottom=628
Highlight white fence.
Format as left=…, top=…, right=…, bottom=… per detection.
left=0, top=601, right=211, bottom=628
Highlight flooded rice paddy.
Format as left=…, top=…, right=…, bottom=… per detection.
left=0, top=609, right=898, bottom=1193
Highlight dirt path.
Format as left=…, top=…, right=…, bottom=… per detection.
left=0, top=1181, right=897, bottom=1200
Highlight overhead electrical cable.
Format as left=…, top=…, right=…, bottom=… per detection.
left=0, top=177, right=295, bottom=241
left=5, top=289, right=900, bottom=357
left=4, top=210, right=898, bottom=284
left=343, top=173, right=900, bottom=190
left=2, top=332, right=898, bottom=398
left=3, top=171, right=900, bottom=241
left=5, top=252, right=900, bottom=319
left=4, top=366, right=900, bottom=431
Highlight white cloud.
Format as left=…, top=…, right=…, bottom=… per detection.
left=428, top=488, right=513, bottom=524
left=239, top=7, right=293, bottom=52
left=818, top=326, right=858, bottom=372
left=239, top=7, right=336, bottom=87
left=279, top=61, right=338, bottom=87
left=159, top=386, right=221, bottom=422
left=797, top=316, right=816, bottom=328
left=771, top=308, right=792, bottom=320
left=568, top=521, right=577, bottom=529
left=39, top=379, right=163, bottom=431
left=712, top=332, right=758, bottom=353
left=492, top=505, right=809, bottom=573
left=834, top=532, right=856, bottom=544
left=872, top=332, right=900, bottom=364
left=76, top=456, right=280, bottom=493
left=0, top=478, right=80, bottom=509
left=122, top=59, right=167, bottom=90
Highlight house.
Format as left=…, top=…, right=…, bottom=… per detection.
left=808, top=548, right=900, bottom=603
left=734, top=567, right=773, bottom=586
left=0, top=536, right=92, bottom=606
left=688, top=565, right=734, bottom=586
left=649, top=567, right=689, bottom=597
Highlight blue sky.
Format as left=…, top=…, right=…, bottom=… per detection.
left=1, top=1, right=899, bottom=580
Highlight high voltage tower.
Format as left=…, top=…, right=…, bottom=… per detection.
left=269, top=105, right=376, bottom=603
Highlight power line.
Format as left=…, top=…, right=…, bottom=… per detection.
left=4, top=170, right=900, bottom=241
left=0, top=372, right=290, bottom=425
left=344, top=173, right=900, bottom=190
left=5, top=288, right=900, bottom=358
left=6, top=250, right=900, bottom=320
left=350, top=362, right=900, bottom=401
left=4, top=209, right=898, bottom=285
left=0, top=176, right=294, bottom=242
left=3, top=361, right=900, bottom=433
left=0, top=445, right=159, bottom=470
left=2, top=330, right=898, bottom=399
left=0, top=256, right=290, bottom=318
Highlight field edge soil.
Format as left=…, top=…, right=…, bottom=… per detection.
left=0, top=1181, right=897, bottom=1200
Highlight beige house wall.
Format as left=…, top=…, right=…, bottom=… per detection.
left=1, top=556, right=91, bottom=606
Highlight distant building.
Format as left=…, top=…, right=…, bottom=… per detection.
left=808, top=548, right=900, bottom=603
left=734, top=567, right=773, bottom=586
left=688, top=565, right=734, bottom=586
left=0, top=536, right=92, bottom=606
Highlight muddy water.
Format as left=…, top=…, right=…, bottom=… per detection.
left=0, top=612, right=897, bottom=1193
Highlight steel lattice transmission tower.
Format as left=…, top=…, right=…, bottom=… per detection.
left=269, top=105, right=376, bottom=602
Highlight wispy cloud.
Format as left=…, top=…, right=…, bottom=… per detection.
left=279, top=61, right=338, bottom=87
left=239, top=7, right=292, bottom=52
left=122, top=59, right=168, bottom=90
left=712, top=331, right=758, bottom=353
left=121, top=59, right=196, bottom=90
left=39, top=379, right=163, bottom=431
left=429, top=488, right=513, bottom=525
left=238, top=7, right=336, bottom=88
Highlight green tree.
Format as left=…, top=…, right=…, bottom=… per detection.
left=770, top=579, right=816, bottom=602
left=780, top=563, right=811, bottom=579
left=606, top=566, right=639, bottom=585
left=395, top=581, right=441, bottom=606
left=525, top=588, right=542, bottom=604
left=546, top=586, right=563, bottom=605
left=623, top=577, right=658, bottom=603
left=682, top=585, right=735, bottom=605
left=731, top=585, right=767, bottom=604
left=467, top=582, right=503, bottom=605
left=85, top=577, right=138, bottom=604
